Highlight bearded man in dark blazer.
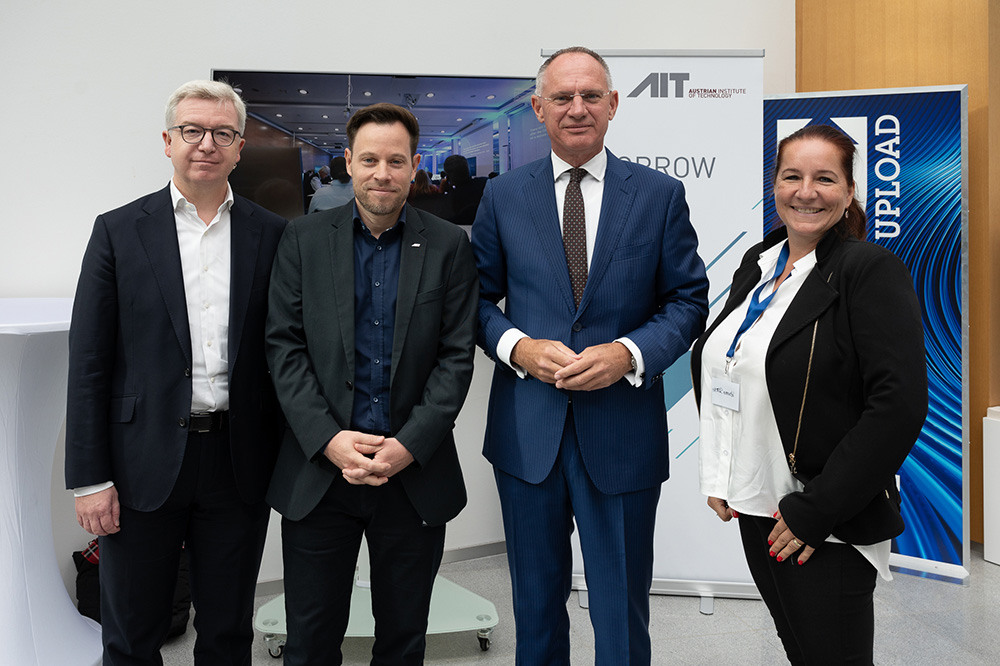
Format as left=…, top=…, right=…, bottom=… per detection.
left=66, top=80, right=287, bottom=665
left=265, top=103, right=478, bottom=666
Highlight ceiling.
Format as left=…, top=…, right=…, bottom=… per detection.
left=214, top=70, right=538, bottom=155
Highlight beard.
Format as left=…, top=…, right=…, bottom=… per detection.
left=354, top=183, right=407, bottom=218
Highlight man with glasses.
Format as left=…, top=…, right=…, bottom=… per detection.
left=472, top=47, right=709, bottom=665
left=66, top=80, right=287, bottom=665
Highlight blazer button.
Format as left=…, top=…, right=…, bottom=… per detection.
left=345, top=381, right=353, bottom=390
left=178, top=418, right=187, bottom=427
left=184, top=368, right=191, bottom=377
left=572, top=323, right=582, bottom=332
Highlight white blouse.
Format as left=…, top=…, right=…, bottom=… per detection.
left=698, top=240, right=891, bottom=580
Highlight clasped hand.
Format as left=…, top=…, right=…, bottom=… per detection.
left=511, top=338, right=631, bottom=391
left=323, top=430, right=414, bottom=486
left=767, top=510, right=816, bottom=565
left=707, top=499, right=816, bottom=565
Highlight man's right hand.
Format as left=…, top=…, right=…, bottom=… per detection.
left=76, top=486, right=121, bottom=536
left=323, top=430, right=391, bottom=486
left=510, top=338, right=581, bottom=384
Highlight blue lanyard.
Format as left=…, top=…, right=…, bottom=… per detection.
left=726, top=242, right=790, bottom=360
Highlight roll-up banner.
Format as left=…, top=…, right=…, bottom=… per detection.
left=764, top=88, right=970, bottom=583
left=557, top=50, right=766, bottom=600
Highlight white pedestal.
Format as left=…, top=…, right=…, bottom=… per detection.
left=983, top=406, right=1000, bottom=565
left=0, top=298, right=101, bottom=666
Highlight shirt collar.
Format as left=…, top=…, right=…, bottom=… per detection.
left=352, top=201, right=407, bottom=239
left=169, top=180, right=234, bottom=215
left=550, top=149, right=608, bottom=183
left=757, top=239, right=817, bottom=274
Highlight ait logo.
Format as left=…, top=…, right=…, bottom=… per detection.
left=627, top=72, right=691, bottom=98
left=776, top=117, right=867, bottom=205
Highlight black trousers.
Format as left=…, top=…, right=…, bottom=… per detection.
left=739, top=514, right=877, bottom=666
left=281, top=474, right=445, bottom=666
left=99, top=428, right=270, bottom=666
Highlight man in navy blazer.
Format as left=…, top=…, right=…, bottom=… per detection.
left=66, top=81, right=286, bottom=665
left=472, top=47, right=709, bottom=665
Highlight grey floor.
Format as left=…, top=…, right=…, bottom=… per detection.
left=161, top=544, right=1000, bottom=665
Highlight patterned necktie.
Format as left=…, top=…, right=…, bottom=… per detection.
left=563, top=167, right=588, bottom=307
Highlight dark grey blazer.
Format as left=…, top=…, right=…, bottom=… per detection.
left=264, top=203, right=478, bottom=526
left=691, top=226, right=928, bottom=546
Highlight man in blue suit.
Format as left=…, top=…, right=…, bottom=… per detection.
left=472, top=47, right=709, bottom=665
left=66, top=81, right=286, bottom=665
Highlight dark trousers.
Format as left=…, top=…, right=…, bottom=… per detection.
left=739, top=514, right=877, bottom=666
left=495, top=409, right=660, bottom=666
left=99, top=428, right=269, bottom=666
left=281, top=474, right=445, bottom=666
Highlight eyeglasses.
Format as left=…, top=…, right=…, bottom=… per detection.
left=168, top=125, right=241, bottom=147
left=537, top=90, right=612, bottom=107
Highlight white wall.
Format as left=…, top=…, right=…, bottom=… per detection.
left=5, top=0, right=795, bottom=595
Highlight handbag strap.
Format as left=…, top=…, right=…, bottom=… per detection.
left=788, top=270, right=834, bottom=475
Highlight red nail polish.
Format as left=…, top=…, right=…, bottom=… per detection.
left=797, top=559, right=804, bottom=565
left=769, top=550, right=775, bottom=558
left=776, top=556, right=783, bottom=562
left=768, top=539, right=774, bottom=546
left=773, top=512, right=778, bottom=518
left=732, top=511, right=740, bottom=518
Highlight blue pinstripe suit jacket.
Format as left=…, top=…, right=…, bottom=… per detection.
left=472, top=150, right=709, bottom=494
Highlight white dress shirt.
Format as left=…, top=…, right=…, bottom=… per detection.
left=75, top=181, right=233, bottom=497
left=496, top=150, right=645, bottom=386
left=698, top=240, right=890, bottom=580
left=171, top=180, right=232, bottom=414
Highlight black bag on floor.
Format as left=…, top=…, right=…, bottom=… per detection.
left=73, top=540, right=193, bottom=637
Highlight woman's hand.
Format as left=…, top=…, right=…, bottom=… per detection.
left=768, top=510, right=817, bottom=564
left=707, top=496, right=738, bottom=521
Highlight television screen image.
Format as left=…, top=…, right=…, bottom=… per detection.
left=214, top=70, right=549, bottom=222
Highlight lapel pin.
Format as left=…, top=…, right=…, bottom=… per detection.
left=412, top=243, right=421, bottom=247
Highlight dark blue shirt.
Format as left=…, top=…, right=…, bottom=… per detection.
left=349, top=203, right=404, bottom=436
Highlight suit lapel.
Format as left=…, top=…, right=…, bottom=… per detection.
left=328, top=209, right=356, bottom=375
left=525, top=158, right=576, bottom=314
left=391, top=206, right=427, bottom=387
left=135, top=186, right=191, bottom=366
left=228, top=196, right=262, bottom=371
left=769, top=245, right=839, bottom=350
left=580, top=149, right=634, bottom=315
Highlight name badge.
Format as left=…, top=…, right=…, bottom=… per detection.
left=711, top=375, right=740, bottom=411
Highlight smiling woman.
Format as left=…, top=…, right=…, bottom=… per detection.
left=773, top=131, right=859, bottom=266
left=692, top=122, right=927, bottom=666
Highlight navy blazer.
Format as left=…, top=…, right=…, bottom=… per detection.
left=65, top=185, right=288, bottom=511
left=264, top=203, right=478, bottom=526
left=691, top=227, right=928, bottom=546
left=472, top=150, right=709, bottom=494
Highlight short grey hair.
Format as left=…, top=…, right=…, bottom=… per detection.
left=165, top=80, right=247, bottom=134
left=535, top=47, right=613, bottom=97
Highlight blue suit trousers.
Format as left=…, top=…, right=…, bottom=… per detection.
left=495, top=407, right=660, bottom=665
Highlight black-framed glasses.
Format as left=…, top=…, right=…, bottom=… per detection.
left=168, top=125, right=241, bottom=147
left=537, top=90, right=612, bottom=107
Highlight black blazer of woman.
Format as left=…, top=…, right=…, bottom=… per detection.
left=691, top=226, right=928, bottom=547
